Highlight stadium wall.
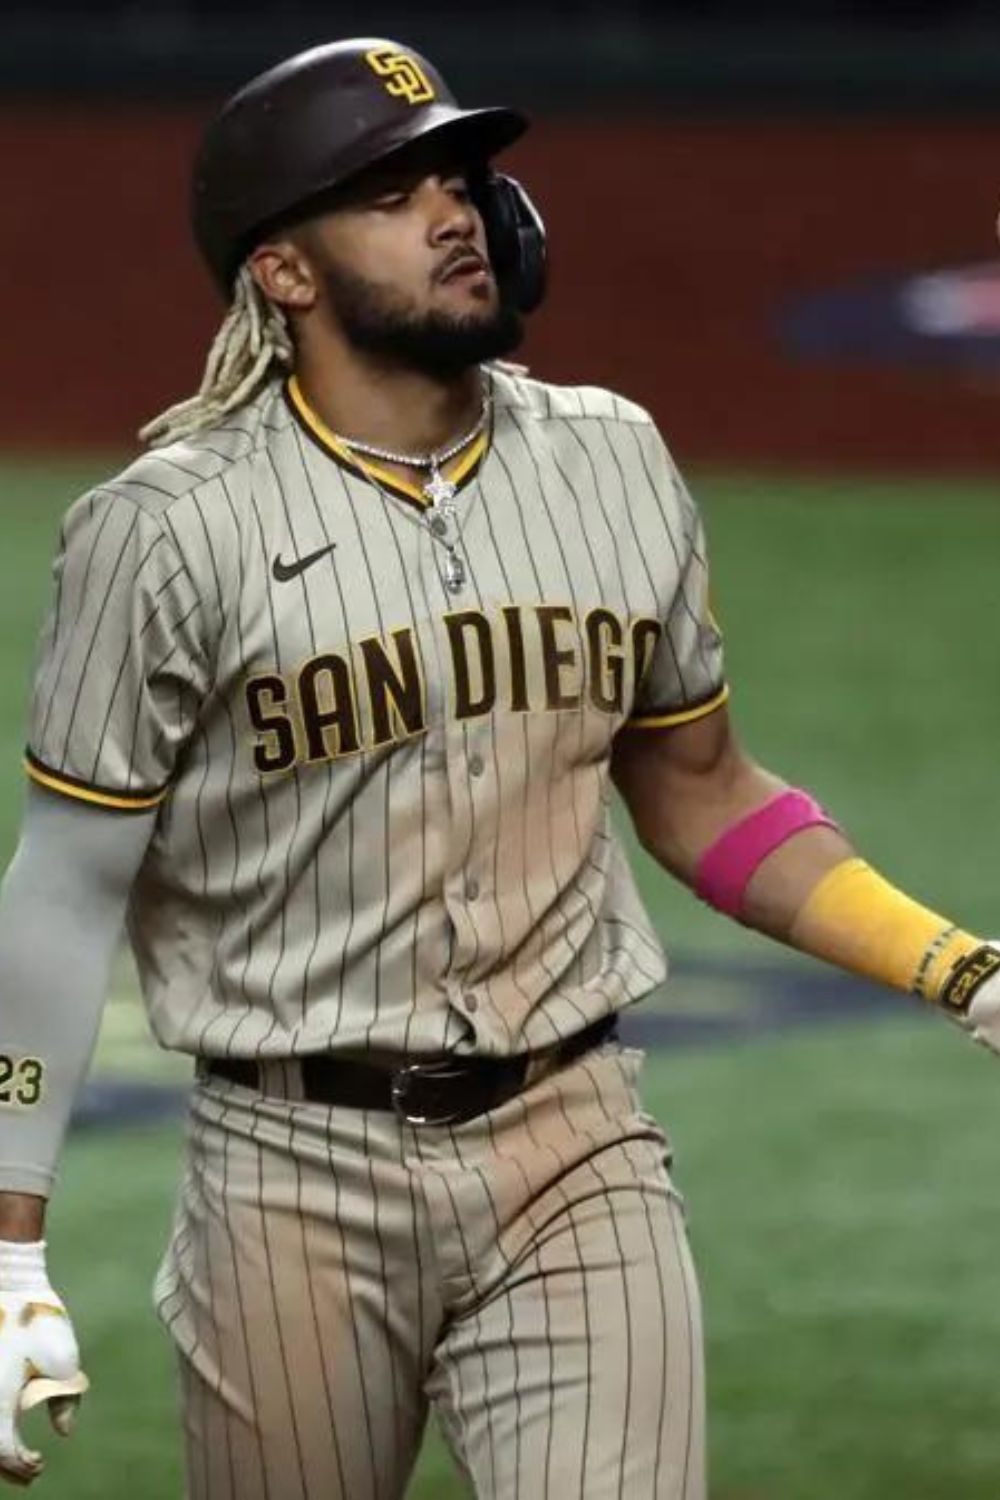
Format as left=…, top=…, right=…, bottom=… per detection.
left=5, top=108, right=1000, bottom=471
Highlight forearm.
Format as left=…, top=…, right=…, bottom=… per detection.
left=0, top=856, right=116, bottom=1198
left=665, top=765, right=985, bottom=1006
left=617, top=719, right=988, bottom=1009
left=0, top=787, right=154, bottom=1206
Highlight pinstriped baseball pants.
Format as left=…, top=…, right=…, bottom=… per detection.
left=154, top=1042, right=706, bottom=1500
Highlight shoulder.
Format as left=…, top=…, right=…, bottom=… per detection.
left=490, top=366, right=700, bottom=523
left=489, top=366, right=656, bottom=430
left=76, top=379, right=291, bottom=526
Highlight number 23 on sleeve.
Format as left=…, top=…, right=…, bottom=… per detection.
left=0, top=1054, right=45, bottom=1107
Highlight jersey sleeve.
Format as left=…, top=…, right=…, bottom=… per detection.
left=628, top=433, right=728, bottom=730
left=25, top=488, right=210, bottom=812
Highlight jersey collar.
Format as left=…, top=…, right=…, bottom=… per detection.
left=284, top=375, right=489, bottom=512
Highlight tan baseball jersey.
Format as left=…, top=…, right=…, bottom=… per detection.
left=25, top=368, right=726, bottom=1061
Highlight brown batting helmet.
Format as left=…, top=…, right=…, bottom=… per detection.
left=191, top=37, right=530, bottom=294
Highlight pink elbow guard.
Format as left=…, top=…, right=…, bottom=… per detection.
left=695, top=789, right=839, bottom=918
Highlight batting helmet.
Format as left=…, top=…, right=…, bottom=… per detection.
left=191, top=37, right=547, bottom=313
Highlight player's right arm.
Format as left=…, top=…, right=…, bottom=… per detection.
left=0, top=786, right=155, bottom=1484
left=0, top=786, right=157, bottom=1220
left=0, top=480, right=210, bottom=1483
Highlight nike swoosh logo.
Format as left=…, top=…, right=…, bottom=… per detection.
left=272, top=544, right=337, bottom=582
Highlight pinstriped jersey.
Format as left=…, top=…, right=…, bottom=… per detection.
left=25, top=369, right=726, bottom=1060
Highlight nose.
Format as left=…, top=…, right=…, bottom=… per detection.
left=424, top=177, right=477, bottom=245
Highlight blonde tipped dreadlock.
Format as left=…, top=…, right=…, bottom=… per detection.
left=139, top=267, right=294, bottom=448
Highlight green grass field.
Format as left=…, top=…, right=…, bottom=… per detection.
left=3, top=459, right=1000, bottom=1497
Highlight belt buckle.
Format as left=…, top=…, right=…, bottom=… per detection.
left=390, top=1059, right=472, bottom=1126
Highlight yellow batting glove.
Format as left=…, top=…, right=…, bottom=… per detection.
left=0, top=1242, right=88, bottom=1486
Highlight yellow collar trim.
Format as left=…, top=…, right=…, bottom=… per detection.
left=286, top=375, right=488, bottom=509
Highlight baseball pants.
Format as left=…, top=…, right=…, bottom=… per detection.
left=154, top=1041, right=706, bottom=1500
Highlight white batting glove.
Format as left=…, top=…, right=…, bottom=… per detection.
left=0, top=1241, right=88, bottom=1486
left=937, top=943, right=1000, bottom=1056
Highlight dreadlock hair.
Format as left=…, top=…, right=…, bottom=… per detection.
left=139, top=266, right=294, bottom=449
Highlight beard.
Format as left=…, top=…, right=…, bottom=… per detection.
left=320, top=260, right=524, bottom=378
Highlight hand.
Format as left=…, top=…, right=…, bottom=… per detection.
left=939, top=943, right=1000, bottom=1056
left=0, top=1242, right=87, bottom=1486
left=967, top=967, right=1000, bottom=1054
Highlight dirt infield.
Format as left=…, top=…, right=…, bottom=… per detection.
left=5, top=107, right=1000, bottom=471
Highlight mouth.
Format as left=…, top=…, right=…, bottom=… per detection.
left=437, top=252, right=491, bottom=285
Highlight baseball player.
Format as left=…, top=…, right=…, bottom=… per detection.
left=1, top=35, right=999, bottom=1500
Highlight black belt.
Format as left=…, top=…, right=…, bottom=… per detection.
left=203, top=1013, right=617, bottom=1127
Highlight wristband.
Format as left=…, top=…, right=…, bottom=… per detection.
left=695, top=789, right=839, bottom=918
left=790, top=857, right=983, bottom=1001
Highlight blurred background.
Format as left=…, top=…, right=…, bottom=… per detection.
left=3, top=4, right=1000, bottom=1498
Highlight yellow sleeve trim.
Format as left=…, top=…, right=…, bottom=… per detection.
left=24, top=757, right=167, bottom=812
left=628, top=684, right=730, bottom=730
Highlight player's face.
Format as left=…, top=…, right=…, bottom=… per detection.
left=295, top=152, right=523, bottom=376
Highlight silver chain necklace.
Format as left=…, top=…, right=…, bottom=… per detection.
left=332, top=394, right=490, bottom=507
left=332, top=394, right=490, bottom=594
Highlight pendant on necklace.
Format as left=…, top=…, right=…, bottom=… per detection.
left=444, top=550, right=466, bottom=593
left=424, top=470, right=458, bottom=507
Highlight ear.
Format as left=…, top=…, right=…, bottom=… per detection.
left=247, top=240, right=318, bottom=312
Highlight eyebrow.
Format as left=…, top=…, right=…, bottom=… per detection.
left=352, top=163, right=470, bottom=199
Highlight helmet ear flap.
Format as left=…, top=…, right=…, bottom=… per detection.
left=472, top=172, right=547, bottom=314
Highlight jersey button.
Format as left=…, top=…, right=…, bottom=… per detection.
left=468, top=754, right=485, bottom=777
left=465, top=878, right=480, bottom=901
left=463, top=992, right=479, bottom=1013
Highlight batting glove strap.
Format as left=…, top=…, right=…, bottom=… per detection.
left=0, top=1240, right=50, bottom=1295
left=938, top=944, right=1000, bottom=1018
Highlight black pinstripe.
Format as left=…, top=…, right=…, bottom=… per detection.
left=568, top=420, right=689, bottom=701
left=194, top=1099, right=238, bottom=1498
left=622, top=424, right=718, bottom=696
left=475, top=490, right=587, bottom=1043
left=87, top=531, right=172, bottom=772
left=59, top=508, right=140, bottom=760
left=495, top=423, right=613, bottom=1000
left=264, top=445, right=323, bottom=1030
left=323, top=1110, right=380, bottom=1497
left=379, top=503, right=434, bottom=1060
left=435, top=1159, right=502, bottom=1497
left=189, top=486, right=252, bottom=1056
left=632, top=1141, right=677, bottom=1495
left=218, top=474, right=264, bottom=1050
left=504, top=423, right=633, bottom=1004
left=36, top=492, right=115, bottom=743
left=218, top=1113, right=272, bottom=1500
left=239, top=476, right=293, bottom=1059
left=289, top=1102, right=350, bottom=1497
left=667, top=1203, right=699, bottom=1496
left=445, top=515, right=516, bottom=1051
left=251, top=1110, right=309, bottom=1495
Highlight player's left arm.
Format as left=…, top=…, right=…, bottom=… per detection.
left=610, top=701, right=1000, bottom=1050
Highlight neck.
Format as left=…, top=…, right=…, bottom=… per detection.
left=293, top=340, right=484, bottom=456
